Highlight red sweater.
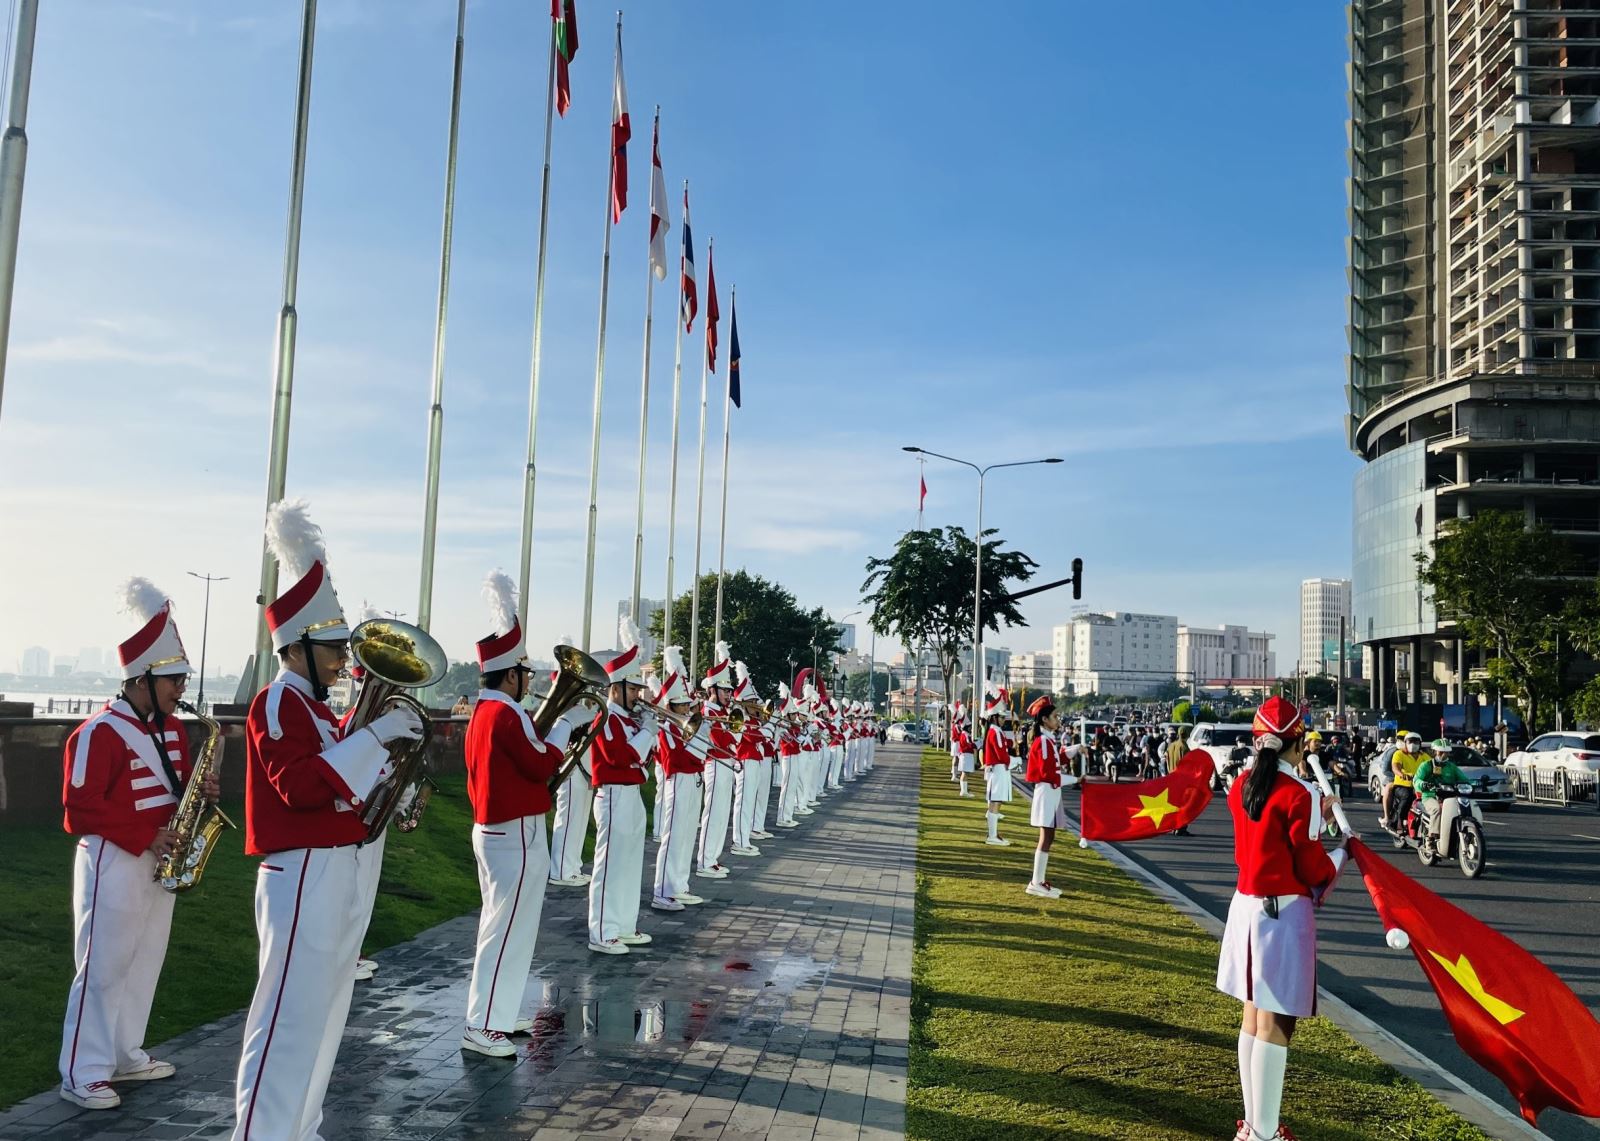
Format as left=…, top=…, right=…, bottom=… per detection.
left=982, top=725, right=1010, bottom=767
left=1025, top=734, right=1061, bottom=787
left=590, top=706, right=649, bottom=786
left=1227, top=765, right=1338, bottom=897
left=62, top=701, right=194, bottom=857
left=464, top=691, right=562, bottom=824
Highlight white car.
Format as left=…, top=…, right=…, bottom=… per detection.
left=1188, top=722, right=1256, bottom=790
left=1501, top=732, right=1600, bottom=786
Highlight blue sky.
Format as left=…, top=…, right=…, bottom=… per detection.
left=0, top=0, right=1357, bottom=680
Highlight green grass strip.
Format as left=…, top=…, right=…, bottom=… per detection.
left=908, top=748, right=1490, bottom=1141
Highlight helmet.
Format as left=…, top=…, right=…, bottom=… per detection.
left=1403, top=731, right=1423, bottom=745
left=1430, top=737, right=1451, bottom=754
left=1305, top=730, right=1323, bottom=742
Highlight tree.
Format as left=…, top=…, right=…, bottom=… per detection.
left=842, top=668, right=890, bottom=707
left=1416, top=510, right=1585, bottom=732
left=418, top=660, right=483, bottom=711
left=861, top=526, right=1038, bottom=708
left=647, top=571, right=841, bottom=698
left=1172, top=699, right=1193, bottom=724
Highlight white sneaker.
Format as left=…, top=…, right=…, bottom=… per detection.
left=618, top=931, right=653, bottom=946
left=985, top=837, right=1011, bottom=847
left=776, top=820, right=799, bottom=828
left=588, top=939, right=629, bottom=955
left=751, top=830, right=774, bottom=840
left=1025, top=881, right=1062, bottom=899
left=730, top=845, right=760, bottom=856
left=958, top=791, right=974, bottom=798
left=110, top=1059, right=175, bottom=1082
left=650, top=897, right=685, bottom=911
left=676, top=892, right=705, bottom=905
left=511, top=1017, right=535, bottom=1034
left=795, top=807, right=814, bottom=816
left=353, top=957, right=377, bottom=981
left=460, top=1027, right=516, bottom=1058
left=60, top=1082, right=120, bottom=1110
left=548, top=874, right=590, bottom=887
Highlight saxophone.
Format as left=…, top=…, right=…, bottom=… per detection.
left=156, top=701, right=236, bottom=893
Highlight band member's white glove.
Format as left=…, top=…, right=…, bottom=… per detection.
left=367, top=706, right=423, bottom=745
left=689, top=722, right=713, bottom=748
left=542, top=718, right=575, bottom=752
left=627, top=723, right=656, bottom=762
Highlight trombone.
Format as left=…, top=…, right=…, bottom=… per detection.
left=634, top=699, right=712, bottom=760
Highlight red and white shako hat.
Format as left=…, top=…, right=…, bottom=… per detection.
left=263, top=499, right=349, bottom=651
left=776, top=681, right=795, bottom=717
left=595, top=613, right=645, bottom=685
left=1252, top=695, right=1306, bottom=750
left=116, top=578, right=192, bottom=679
left=476, top=569, right=528, bottom=673
left=732, top=661, right=757, bottom=702
left=703, top=641, right=734, bottom=690
left=658, top=645, right=691, bottom=704
left=982, top=681, right=1007, bottom=719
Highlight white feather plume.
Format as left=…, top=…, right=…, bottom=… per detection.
left=116, top=577, right=169, bottom=623
left=778, top=681, right=791, bottom=701
left=984, top=679, right=1001, bottom=701
left=803, top=682, right=818, bottom=703
left=265, top=498, right=326, bottom=581
left=735, top=661, right=750, bottom=685
left=714, top=640, right=731, bottom=666
left=662, top=644, right=687, bottom=681
left=619, top=612, right=640, bottom=652
left=357, top=601, right=382, bottom=623
left=481, top=569, right=519, bottom=636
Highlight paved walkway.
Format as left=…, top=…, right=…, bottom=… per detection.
left=1, top=746, right=919, bottom=1141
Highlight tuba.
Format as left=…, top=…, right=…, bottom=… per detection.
left=348, top=618, right=449, bottom=843
left=531, top=645, right=610, bottom=794
left=156, top=702, right=236, bottom=893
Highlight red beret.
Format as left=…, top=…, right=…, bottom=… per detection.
left=1253, top=696, right=1304, bottom=741
left=1026, top=695, right=1054, bottom=719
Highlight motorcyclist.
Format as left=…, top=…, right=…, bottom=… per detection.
left=1414, top=739, right=1467, bottom=848
left=1384, top=732, right=1424, bottom=833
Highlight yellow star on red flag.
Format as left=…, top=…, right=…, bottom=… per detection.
left=1131, top=788, right=1179, bottom=828
left=1427, top=950, right=1526, bottom=1026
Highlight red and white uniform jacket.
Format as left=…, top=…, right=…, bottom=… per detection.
left=759, top=721, right=779, bottom=761
left=982, top=724, right=1010, bottom=767
left=589, top=702, right=652, bottom=787
left=464, top=689, right=562, bottom=825
left=703, top=704, right=737, bottom=764
left=62, top=700, right=195, bottom=857
left=657, top=719, right=703, bottom=778
left=735, top=722, right=765, bottom=765
left=826, top=722, right=844, bottom=748
left=1227, top=763, right=1337, bottom=898
left=1025, top=734, right=1062, bottom=788
left=243, top=669, right=395, bottom=856
left=777, top=724, right=800, bottom=759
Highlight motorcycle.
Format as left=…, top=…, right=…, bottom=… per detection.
left=1392, top=783, right=1486, bottom=878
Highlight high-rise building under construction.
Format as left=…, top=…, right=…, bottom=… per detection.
left=1350, top=0, right=1600, bottom=713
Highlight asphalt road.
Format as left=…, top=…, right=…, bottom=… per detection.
left=1060, top=780, right=1600, bottom=1139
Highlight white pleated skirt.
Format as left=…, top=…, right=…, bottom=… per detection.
left=983, top=765, right=1013, bottom=802
left=1216, top=890, right=1317, bottom=1017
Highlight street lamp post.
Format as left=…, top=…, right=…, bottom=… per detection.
left=186, top=571, right=229, bottom=711
left=903, top=447, right=1061, bottom=734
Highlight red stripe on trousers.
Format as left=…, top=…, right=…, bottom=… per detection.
left=66, top=838, right=108, bottom=1088
left=480, top=822, right=528, bottom=1030
left=241, top=850, right=313, bottom=1140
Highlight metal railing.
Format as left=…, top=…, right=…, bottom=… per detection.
left=1511, top=765, right=1599, bottom=806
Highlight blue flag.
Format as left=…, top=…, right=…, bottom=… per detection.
left=729, top=296, right=741, bottom=408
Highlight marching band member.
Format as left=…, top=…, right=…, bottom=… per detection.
left=728, top=662, right=763, bottom=857
left=233, top=500, right=423, bottom=1141
left=752, top=696, right=777, bottom=840
left=650, top=646, right=707, bottom=911
left=547, top=664, right=595, bottom=888
left=824, top=699, right=845, bottom=792
left=980, top=684, right=1013, bottom=847
left=460, top=572, right=585, bottom=1058
left=773, top=684, right=802, bottom=830
left=587, top=617, right=657, bottom=954
left=955, top=708, right=977, bottom=798
left=58, top=579, right=211, bottom=1110
left=797, top=680, right=823, bottom=813
left=1218, top=697, right=1346, bottom=1141
left=1023, top=696, right=1079, bottom=899
left=695, top=643, right=738, bottom=878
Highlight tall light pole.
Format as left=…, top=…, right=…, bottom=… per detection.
left=833, top=608, right=860, bottom=695
left=902, top=447, right=1062, bottom=733
left=0, top=0, right=39, bottom=426
left=186, top=572, right=229, bottom=711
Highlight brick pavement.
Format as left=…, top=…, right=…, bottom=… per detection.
left=0, top=744, right=918, bottom=1141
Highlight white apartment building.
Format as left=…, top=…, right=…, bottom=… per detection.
left=1178, top=624, right=1277, bottom=686
left=1049, top=612, right=1177, bottom=697
left=1299, top=578, right=1352, bottom=677
left=1010, top=651, right=1052, bottom=690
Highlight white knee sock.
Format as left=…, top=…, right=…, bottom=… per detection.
left=985, top=812, right=998, bottom=841
left=959, top=775, right=969, bottom=795
left=1237, top=1030, right=1255, bottom=1126
left=1032, top=850, right=1048, bottom=884
left=1248, top=1039, right=1287, bottom=1139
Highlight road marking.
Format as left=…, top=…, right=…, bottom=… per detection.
left=1569, top=833, right=1600, bottom=842
left=1481, top=819, right=1509, bottom=827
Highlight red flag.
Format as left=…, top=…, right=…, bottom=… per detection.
left=919, top=474, right=927, bottom=511
left=608, top=23, right=630, bottom=223
left=705, top=243, right=720, bottom=372
left=551, top=0, right=578, bottom=118
left=1350, top=839, right=1600, bottom=1123
left=1079, top=750, right=1213, bottom=841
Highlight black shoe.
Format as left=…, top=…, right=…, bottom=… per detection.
left=1174, top=826, right=1192, bottom=836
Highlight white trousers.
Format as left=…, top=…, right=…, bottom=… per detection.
left=549, top=774, right=593, bottom=881
left=588, top=785, right=645, bottom=945
left=653, top=772, right=701, bottom=901
left=776, top=755, right=798, bottom=824
left=233, top=843, right=380, bottom=1141
left=59, top=836, right=174, bottom=1089
left=826, top=744, right=844, bottom=789
left=651, top=767, right=667, bottom=841
left=801, top=748, right=822, bottom=804
left=731, top=760, right=754, bottom=849
left=752, top=757, right=773, bottom=832
left=466, top=816, right=549, bottom=1032
left=697, top=760, right=733, bottom=869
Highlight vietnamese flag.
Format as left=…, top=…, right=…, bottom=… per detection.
left=1350, top=839, right=1600, bottom=1123
left=1079, top=750, right=1213, bottom=841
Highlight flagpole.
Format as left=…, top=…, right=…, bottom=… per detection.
left=629, top=106, right=660, bottom=632
left=416, top=0, right=467, bottom=632
left=663, top=180, right=688, bottom=650
left=688, top=235, right=712, bottom=678
left=713, top=285, right=735, bottom=647
left=516, top=6, right=561, bottom=632
left=0, top=0, right=39, bottom=429
left=580, top=13, right=622, bottom=655
left=252, top=0, right=318, bottom=692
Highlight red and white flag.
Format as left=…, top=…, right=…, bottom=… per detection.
left=648, top=111, right=670, bottom=280
left=680, top=186, right=698, bottom=332
left=609, top=24, right=630, bottom=223
left=705, top=243, right=720, bottom=372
